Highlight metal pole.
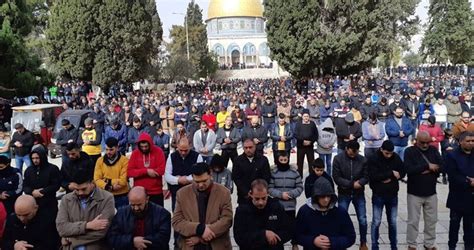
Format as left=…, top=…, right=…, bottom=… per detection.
left=185, top=15, right=190, bottom=60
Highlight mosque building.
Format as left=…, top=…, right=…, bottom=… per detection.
left=206, top=0, right=272, bottom=69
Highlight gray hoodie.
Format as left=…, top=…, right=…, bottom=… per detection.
left=316, top=118, right=337, bottom=154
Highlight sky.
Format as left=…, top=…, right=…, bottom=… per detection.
left=156, top=0, right=474, bottom=52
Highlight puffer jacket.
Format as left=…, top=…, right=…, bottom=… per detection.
left=268, top=166, right=303, bottom=211
left=104, top=124, right=128, bottom=153
left=332, top=152, right=368, bottom=196
left=316, top=118, right=337, bottom=154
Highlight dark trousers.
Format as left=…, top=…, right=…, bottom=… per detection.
left=286, top=210, right=296, bottom=245
left=221, top=148, right=238, bottom=168
left=296, top=146, right=314, bottom=177
left=448, top=209, right=474, bottom=249
left=149, top=194, right=164, bottom=207
left=371, top=195, right=398, bottom=250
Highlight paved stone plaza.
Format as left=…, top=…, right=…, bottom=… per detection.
left=35, top=147, right=464, bottom=249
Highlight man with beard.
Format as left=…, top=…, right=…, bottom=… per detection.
left=241, top=116, right=268, bottom=155
left=128, top=117, right=148, bottom=150
left=94, top=138, right=130, bottom=209
left=10, top=123, right=34, bottom=173
left=376, top=97, right=390, bottom=122
left=385, top=107, right=414, bottom=160
left=234, top=179, right=292, bottom=250
left=104, top=119, right=128, bottom=155
left=107, top=186, right=171, bottom=250
left=172, top=162, right=233, bottom=250
left=128, top=133, right=166, bottom=207
left=405, top=131, right=443, bottom=250
left=216, top=116, right=241, bottom=167
left=445, top=131, right=474, bottom=249
left=2, top=195, right=60, bottom=250
left=60, top=143, right=95, bottom=193
left=78, top=118, right=102, bottom=165
left=56, top=119, right=79, bottom=163
left=193, top=122, right=217, bottom=164
left=56, top=169, right=115, bottom=250
left=23, top=149, right=61, bottom=225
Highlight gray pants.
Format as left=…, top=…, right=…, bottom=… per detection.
left=407, top=194, right=438, bottom=248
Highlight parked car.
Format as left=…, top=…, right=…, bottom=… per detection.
left=48, top=110, right=91, bottom=158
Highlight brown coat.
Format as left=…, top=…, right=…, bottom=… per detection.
left=172, top=183, right=233, bottom=250
left=160, top=106, right=175, bottom=132
left=56, top=188, right=115, bottom=250
left=452, top=120, right=474, bottom=139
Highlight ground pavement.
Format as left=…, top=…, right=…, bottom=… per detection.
left=14, top=147, right=464, bottom=250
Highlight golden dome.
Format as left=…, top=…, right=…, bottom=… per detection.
left=207, top=0, right=264, bottom=20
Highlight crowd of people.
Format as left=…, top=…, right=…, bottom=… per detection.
left=0, top=73, right=472, bottom=250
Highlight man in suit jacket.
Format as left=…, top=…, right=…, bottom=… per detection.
left=172, top=162, right=233, bottom=250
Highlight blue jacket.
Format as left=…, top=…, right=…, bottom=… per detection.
left=153, top=133, right=170, bottom=154
left=105, top=124, right=128, bottom=153
left=295, top=200, right=355, bottom=250
left=270, top=123, right=293, bottom=151
left=385, top=116, right=414, bottom=147
left=446, top=148, right=474, bottom=214
left=107, top=202, right=171, bottom=250
left=319, top=106, right=333, bottom=119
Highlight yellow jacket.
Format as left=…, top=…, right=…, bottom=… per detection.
left=216, top=112, right=229, bottom=128
left=81, top=129, right=102, bottom=156
left=94, top=155, right=129, bottom=196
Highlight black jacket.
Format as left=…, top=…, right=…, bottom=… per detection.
left=2, top=210, right=60, bottom=250
left=294, top=121, right=318, bottom=147
left=60, top=151, right=94, bottom=192
left=261, top=102, right=277, bottom=124
left=234, top=198, right=292, bottom=250
left=332, top=152, right=368, bottom=196
left=368, top=150, right=405, bottom=197
left=55, top=125, right=79, bottom=154
left=241, top=125, right=268, bottom=151
left=0, top=167, right=22, bottom=214
left=107, top=202, right=171, bottom=250
left=23, top=150, right=61, bottom=216
left=404, top=145, right=443, bottom=197
left=232, top=153, right=271, bottom=204
left=335, top=119, right=362, bottom=150
left=10, top=129, right=34, bottom=157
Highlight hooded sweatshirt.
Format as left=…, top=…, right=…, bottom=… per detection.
left=94, top=153, right=130, bottom=196
left=23, top=149, right=61, bottom=213
left=295, top=178, right=356, bottom=250
left=128, top=133, right=166, bottom=195
left=316, top=119, right=337, bottom=154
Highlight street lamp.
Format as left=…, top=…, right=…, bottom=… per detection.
left=172, top=12, right=190, bottom=61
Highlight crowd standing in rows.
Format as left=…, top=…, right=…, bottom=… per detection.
left=0, top=74, right=472, bottom=250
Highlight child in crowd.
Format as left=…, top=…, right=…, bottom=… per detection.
left=210, top=154, right=233, bottom=193
left=269, top=151, right=303, bottom=250
left=304, top=158, right=335, bottom=198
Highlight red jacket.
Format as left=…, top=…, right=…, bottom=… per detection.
left=419, top=124, right=444, bottom=149
left=128, top=133, right=166, bottom=195
left=0, top=202, right=6, bottom=239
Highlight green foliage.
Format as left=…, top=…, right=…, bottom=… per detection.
left=168, top=1, right=217, bottom=79
left=421, top=0, right=474, bottom=64
left=403, top=51, right=422, bottom=67
left=164, top=53, right=194, bottom=82
left=46, top=0, right=163, bottom=86
left=264, top=0, right=420, bottom=77
left=0, top=0, right=52, bottom=98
